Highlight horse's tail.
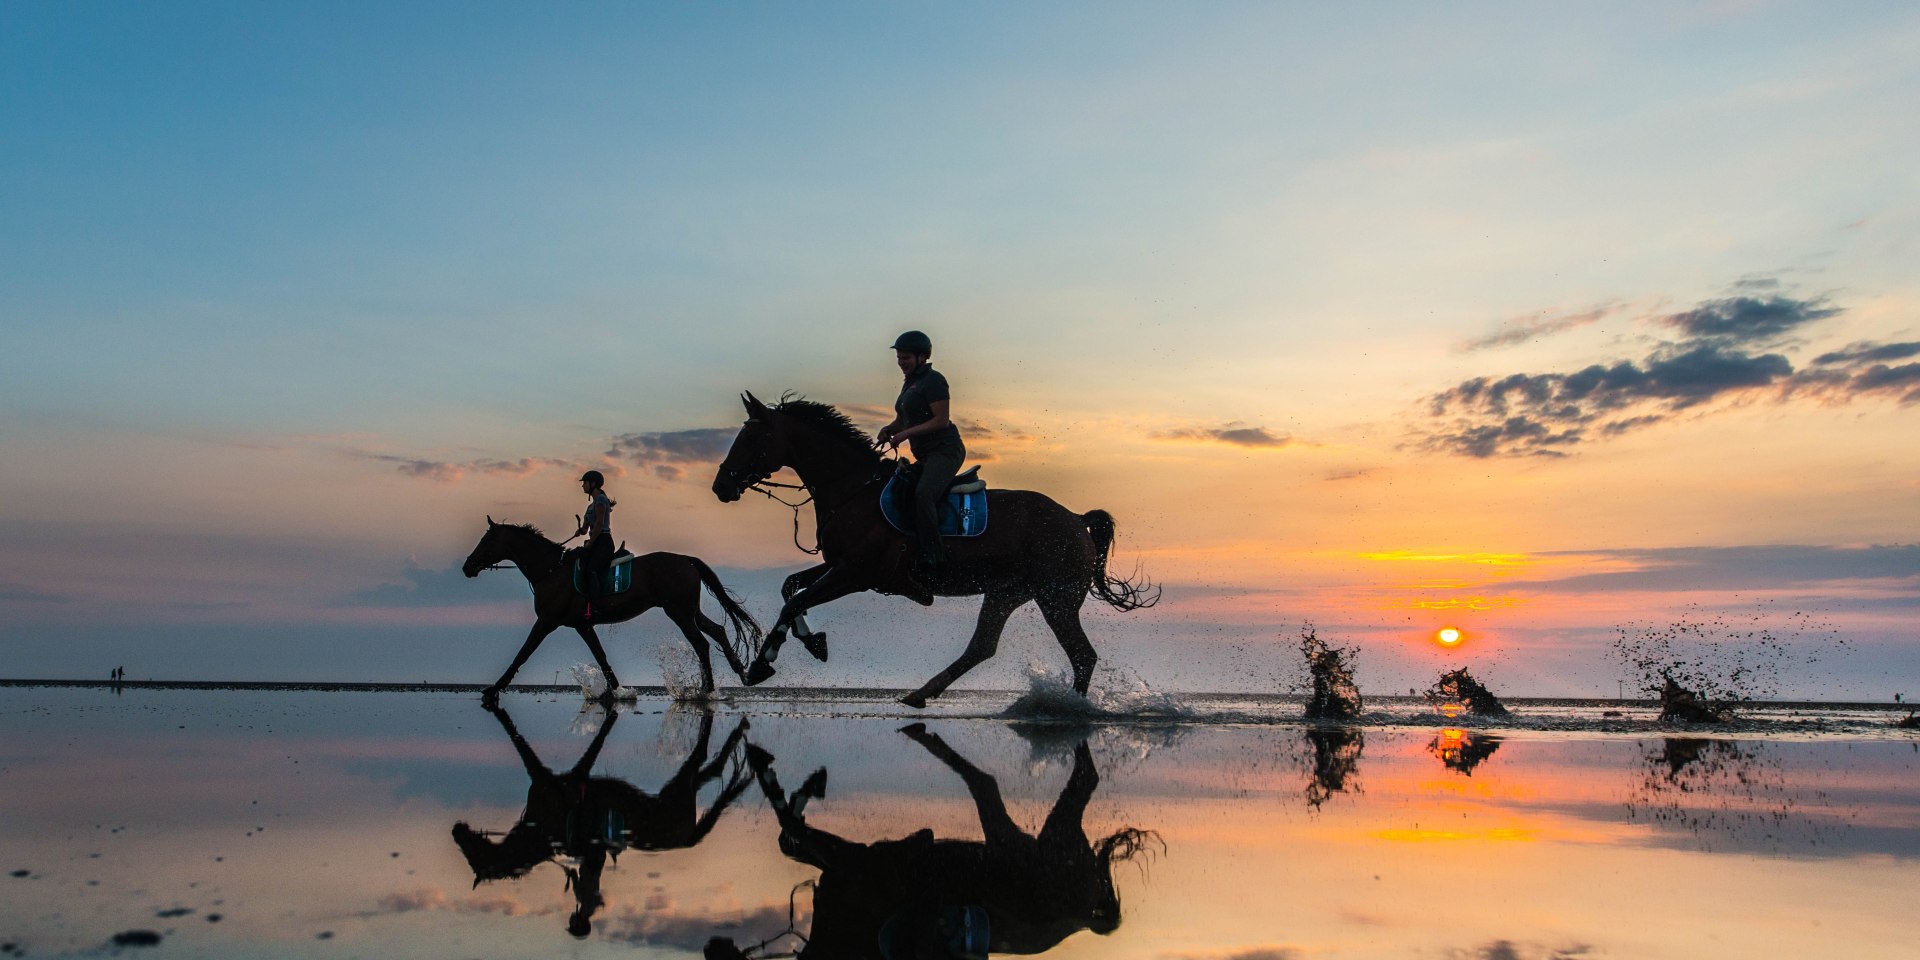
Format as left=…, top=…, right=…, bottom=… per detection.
left=691, top=558, right=766, bottom=664
left=1083, top=510, right=1160, bottom=612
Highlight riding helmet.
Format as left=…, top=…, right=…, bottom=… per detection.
left=890, top=330, right=933, bottom=355
left=579, top=470, right=605, bottom=486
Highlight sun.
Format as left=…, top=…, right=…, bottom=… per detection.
left=1434, top=627, right=1463, bottom=647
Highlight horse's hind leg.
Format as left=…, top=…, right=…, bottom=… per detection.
left=900, top=586, right=1030, bottom=709
left=1037, top=588, right=1098, bottom=695
left=575, top=624, right=622, bottom=698
left=694, top=611, right=750, bottom=683
left=664, top=607, right=717, bottom=696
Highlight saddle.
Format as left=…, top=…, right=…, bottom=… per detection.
left=571, top=546, right=635, bottom=595
left=880, top=467, right=989, bottom=538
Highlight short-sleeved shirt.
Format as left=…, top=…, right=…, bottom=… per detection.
left=584, top=492, right=613, bottom=542
left=896, top=365, right=962, bottom=458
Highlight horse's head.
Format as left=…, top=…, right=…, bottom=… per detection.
left=463, top=518, right=507, bottom=578
left=712, top=392, right=788, bottom=502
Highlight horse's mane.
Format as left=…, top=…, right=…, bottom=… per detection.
left=774, top=395, right=882, bottom=466
left=496, top=521, right=552, bottom=542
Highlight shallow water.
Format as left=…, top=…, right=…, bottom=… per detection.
left=2, top=686, right=1916, bottom=959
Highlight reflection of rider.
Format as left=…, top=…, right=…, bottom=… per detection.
left=572, top=470, right=616, bottom=620
left=876, top=331, right=965, bottom=574
left=451, top=703, right=751, bottom=940
left=710, top=724, right=1151, bottom=959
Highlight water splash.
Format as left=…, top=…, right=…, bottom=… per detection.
left=1612, top=603, right=1846, bottom=706
left=1425, top=667, right=1509, bottom=717
left=1000, top=661, right=1191, bottom=721
left=569, top=664, right=637, bottom=701
left=1297, top=624, right=1363, bottom=720
left=654, top=643, right=720, bottom=702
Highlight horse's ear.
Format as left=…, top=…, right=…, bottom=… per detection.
left=743, top=391, right=771, bottom=420
left=487, top=515, right=496, bottom=528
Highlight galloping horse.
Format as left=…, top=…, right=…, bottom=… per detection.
left=711, top=392, right=1156, bottom=707
left=462, top=519, right=762, bottom=700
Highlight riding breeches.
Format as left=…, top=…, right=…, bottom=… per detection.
left=911, top=444, right=964, bottom=564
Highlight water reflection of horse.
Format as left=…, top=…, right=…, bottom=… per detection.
left=708, top=723, right=1157, bottom=959
left=462, top=519, right=763, bottom=699
left=711, top=394, right=1158, bottom=707
left=450, top=703, right=752, bottom=938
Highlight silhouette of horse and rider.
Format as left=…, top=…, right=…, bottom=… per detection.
left=705, top=724, right=1158, bottom=960
left=462, top=519, right=762, bottom=700
left=465, top=330, right=1155, bottom=705
left=449, top=703, right=753, bottom=938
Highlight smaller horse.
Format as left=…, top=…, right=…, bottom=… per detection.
left=462, top=518, right=762, bottom=700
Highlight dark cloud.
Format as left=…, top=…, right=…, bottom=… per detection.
left=355, top=452, right=594, bottom=484
left=1509, top=544, right=1920, bottom=594
left=605, top=428, right=737, bottom=473
left=1414, top=291, right=1919, bottom=457
left=1155, top=424, right=1293, bottom=448
left=0, top=582, right=64, bottom=603
left=600, top=904, right=798, bottom=950
left=1658, top=295, right=1839, bottom=344
left=337, top=563, right=529, bottom=608
left=1458, top=302, right=1618, bottom=352
left=1812, top=341, right=1920, bottom=365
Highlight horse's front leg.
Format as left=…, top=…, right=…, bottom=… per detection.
left=485, top=619, right=563, bottom=701
left=744, top=564, right=868, bottom=685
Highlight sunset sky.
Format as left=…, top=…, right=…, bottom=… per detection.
left=4, top=2, right=1916, bottom=695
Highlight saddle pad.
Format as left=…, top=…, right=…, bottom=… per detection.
left=573, top=551, right=635, bottom=595
left=880, top=474, right=989, bottom=538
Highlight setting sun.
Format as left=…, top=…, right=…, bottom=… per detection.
left=1436, top=627, right=1464, bottom=647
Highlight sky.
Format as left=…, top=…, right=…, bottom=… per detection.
left=3, top=1, right=1917, bottom=696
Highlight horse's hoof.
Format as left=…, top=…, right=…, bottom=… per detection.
left=480, top=686, right=503, bottom=704
left=799, top=768, right=828, bottom=800
left=744, top=660, right=776, bottom=686
left=899, top=693, right=929, bottom=710
left=899, top=721, right=929, bottom=738
left=799, top=631, right=828, bottom=663
left=744, top=744, right=774, bottom=771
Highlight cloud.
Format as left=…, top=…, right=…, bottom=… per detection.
left=600, top=904, right=799, bottom=950
left=354, top=452, right=597, bottom=484
left=0, top=582, right=64, bottom=603
left=605, top=428, right=738, bottom=479
left=1658, top=295, right=1839, bottom=344
left=1812, top=341, right=1920, bottom=365
left=1414, top=291, right=1917, bottom=457
left=1509, top=544, right=1920, bottom=593
left=1163, top=948, right=1305, bottom=960
left=337, top=562, right=530, bottom=608
left=1458, top=302, right=1618, bottom=352
left=1155, top=423, right=1293, bottom=448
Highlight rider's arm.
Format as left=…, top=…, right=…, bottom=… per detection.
left=893, top=400, right=950, bottom=444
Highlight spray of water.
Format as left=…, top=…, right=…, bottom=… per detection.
left=1611, top=603, right=1846, bottom=717
left=569, top=663, right=637, bottom=701
left=1296, top=624, right=1363, bottom=720
left=1000, top=660, right=1192, bottom=721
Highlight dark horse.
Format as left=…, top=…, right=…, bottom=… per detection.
left=462, top=518, right=762, bottom=700
left=711, top=393, right=1156, bottom=707
left=706, top=723, right=1156, bottom=959
left=452, top=702, right=752, bottom=938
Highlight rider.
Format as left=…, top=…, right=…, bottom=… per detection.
left=573, top=471, right=616, bottom=620
left=876, top=331, right=965, bottom=574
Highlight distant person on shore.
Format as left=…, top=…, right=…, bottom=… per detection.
left=571, top=471, right=616, bottom=621
left=876, top=330, right=965, bottom=575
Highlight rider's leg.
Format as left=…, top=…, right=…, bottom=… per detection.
left=911, top=445, right=963, bottom=567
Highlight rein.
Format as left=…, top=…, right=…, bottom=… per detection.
left=747, top=479, right=822, bottom=556
left=748, top=448, right=900, bottom=557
